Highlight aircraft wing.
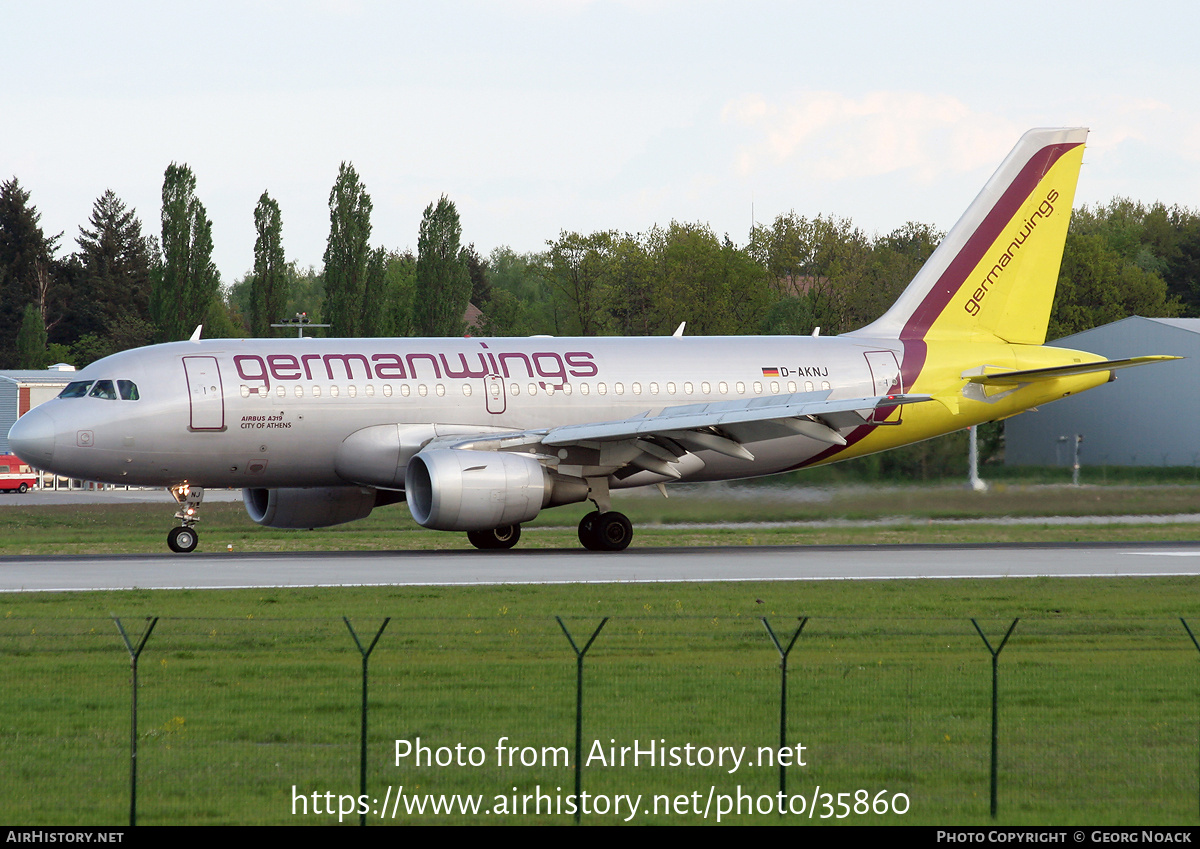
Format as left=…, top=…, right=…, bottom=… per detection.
left=540, top=390, right=932, bottom=445
left=965, top=356, right=1181, bottom=386
left=433, top=390, right=933, bottom=477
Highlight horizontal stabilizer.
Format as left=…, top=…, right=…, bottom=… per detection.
left=965, top=356, right=1181, bottom=386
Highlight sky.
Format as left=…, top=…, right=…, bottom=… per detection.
left=6, top=0, right=1200, bottom=288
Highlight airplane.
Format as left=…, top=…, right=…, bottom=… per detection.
left=7, top=127, right=1176, bottom=554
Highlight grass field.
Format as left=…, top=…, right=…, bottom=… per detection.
left=1, top=479, right=1198, bottom=554
left=2, top=480, right=1200, bottom=825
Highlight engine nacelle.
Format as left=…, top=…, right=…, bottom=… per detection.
left=243, top=486, right=381, bottom=529
left=405, top=449, right=551, bottom=531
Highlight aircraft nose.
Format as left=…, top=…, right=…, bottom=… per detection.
left=8, top=406, right=56, bottom=466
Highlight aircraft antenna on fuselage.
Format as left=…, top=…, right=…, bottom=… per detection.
left=188, top=325, right=203, bottom=342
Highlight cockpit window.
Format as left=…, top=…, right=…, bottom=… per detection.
left=118, top=380, right=140, bottom=401
left=59, top=381, right=93, bottom=398
left=89, top=380, right=117, bottom=400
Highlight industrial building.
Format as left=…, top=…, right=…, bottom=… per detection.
left=0, top=366, right=76, bottom=455
left=1005, top=317, right=1199, bottom=467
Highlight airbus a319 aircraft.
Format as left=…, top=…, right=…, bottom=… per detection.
left=8, top=128, right=1175, bottom=553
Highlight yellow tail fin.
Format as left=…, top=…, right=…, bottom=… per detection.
left=849, top=127, right=1087, bottom=345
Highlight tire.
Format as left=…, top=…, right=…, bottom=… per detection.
left=578, top=512, right=601, bottom=550
left=468, top=525, right=521, bottom=550
left=17, top=483, right=28, bottom=493
left=594, top=511, right=633, bottom=551
left=168, top=526, right=199, bottom=553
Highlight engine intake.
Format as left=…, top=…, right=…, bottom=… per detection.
left=405, top=449, right=550, bottom=531
left=243, top=486, right=382, bottom=528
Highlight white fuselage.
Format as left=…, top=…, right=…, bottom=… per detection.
left=13, top=334, right=914, bottom=490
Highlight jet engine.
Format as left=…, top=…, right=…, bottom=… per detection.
left=243, top=485, right=393, bottom=529
left=405, top=449, right=551, bottom=531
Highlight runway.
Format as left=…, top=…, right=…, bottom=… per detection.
left=2, top=542, right=1200, bottom=592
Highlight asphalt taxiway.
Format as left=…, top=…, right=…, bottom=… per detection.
left=2, top=542, right=1199, bottom=592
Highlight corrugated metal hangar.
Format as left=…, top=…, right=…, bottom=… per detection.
left=0, top=366, right=76, bottom=455
left=1005, top=317, right=1199, bottom=467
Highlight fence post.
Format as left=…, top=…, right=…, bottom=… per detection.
left=1180, top=618, right=1200, bottom=817
left=556, top=616, right=608, bottom=824
left=761, top=616, right=808, bottom=804
left=971, top=617, right=1018, bottom=819
left=344, top=617, right=391, bottom=826
left=113, top=615, right=158, bottom=828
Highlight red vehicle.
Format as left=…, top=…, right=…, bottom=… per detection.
left=0, top=455, right=36, bottom=493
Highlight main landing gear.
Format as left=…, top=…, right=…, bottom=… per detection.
left=167, top=483, right=203, bottom=553
left=577, top=511, right=633, bottom=552
left=467, top=525, right=522, bottom=550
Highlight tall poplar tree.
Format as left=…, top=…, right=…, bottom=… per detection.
left=152, top=163, right=219, bottom=341
left=414, top=195, right=470, bottom=336
left=251, top=191, right=288, bottom=336
left=322, top=163, right=372, bottom=336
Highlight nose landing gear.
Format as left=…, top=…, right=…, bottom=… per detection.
left=168, top=483, right=203, bottom=553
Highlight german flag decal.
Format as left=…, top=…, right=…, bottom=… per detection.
left=761, top=367, right=780, bottom=377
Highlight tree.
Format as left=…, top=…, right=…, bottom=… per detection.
left=322, top=163, right=373, bottom=336
left=71, top=189, right=153, bottom=342
left=0, top=178, right=61, bottom=366
left=747, top=212, right=874, bottom=333
left=542, top=230, right=616, bottom=336
left=414, top=196, right=471, bottom=336
left=152, top=164, right=219, bottom=341
left=1049, top=233, right=1182, bottom=339
left=462, top=243, right=491, bottom=309
left=644, top=223, right=771, bottom=335
left=15, top=303, right=47, bottom=369
left=361, top=246, right=388, bottom=336
left=251, top=191, right=288, bottom=336
left=607, top=233, right=655, bottom=336
left=486, top=247, right=553, bottom=335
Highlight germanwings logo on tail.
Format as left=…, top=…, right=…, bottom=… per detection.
left=962, top=187, right=1061, bottom=317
